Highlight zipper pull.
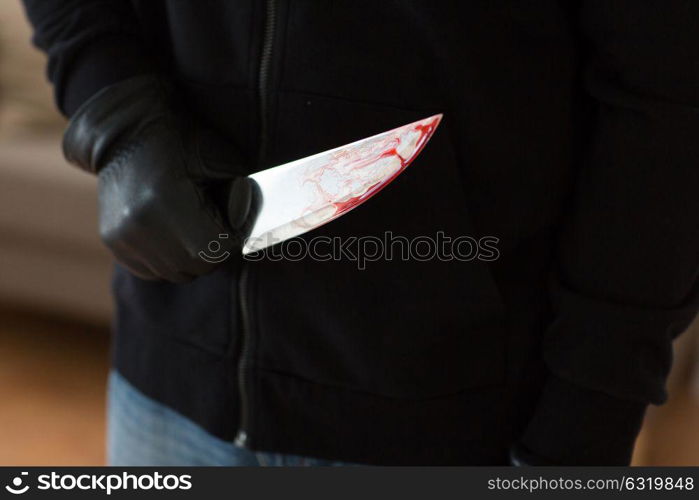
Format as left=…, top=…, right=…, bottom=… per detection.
left=234, top=430, right=248, bottom=448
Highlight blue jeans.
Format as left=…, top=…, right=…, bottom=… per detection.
left=107, top=371, right=353, bottom=466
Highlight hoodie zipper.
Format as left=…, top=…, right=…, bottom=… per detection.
left=234, top=0, right=278, bottom=448
left=257, top=0, right=278, bottom=167
left=234, top=264, right=251, bottom=447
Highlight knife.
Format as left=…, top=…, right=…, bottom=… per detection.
left=231, top=114, right=442, bottom=255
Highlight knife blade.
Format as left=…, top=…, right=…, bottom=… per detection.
left=236, top=114, right=442, bottom=255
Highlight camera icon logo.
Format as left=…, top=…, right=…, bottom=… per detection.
left=5, top=472, right=29, bottom=495
left=198, top=233, right=232, bottom=264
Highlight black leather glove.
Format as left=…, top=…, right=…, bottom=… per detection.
left=63, top=75, right=253, bottom=282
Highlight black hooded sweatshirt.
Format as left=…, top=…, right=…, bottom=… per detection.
left=21, top=0, right=699, bottom=465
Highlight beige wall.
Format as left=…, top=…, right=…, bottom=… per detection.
left=0, top=0, right=64, bottom=137
left=0, top=2, right=112, bottom=321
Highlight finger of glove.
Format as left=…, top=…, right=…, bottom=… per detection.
left=107, top=238, right=164, bottom=282
left=110, top=228, right=204, bottom=283
left=155, top=162, right=241, bottom=270
left=98, top=184, right=208, bottom=283
left=114, top=256, right=159, bottom=281
left=137, top=251, right=197, bottom=284
left=156, top=213, right=237, bottom=277
left=187, top=124, right=250, bottom=181
left=62, top=75, right=166, bottom=174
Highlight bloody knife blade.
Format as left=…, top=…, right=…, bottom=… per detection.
left=236, top=114, right=442, bottom=254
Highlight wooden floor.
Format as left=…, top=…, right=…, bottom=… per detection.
left=0, top=306, right=697, bottom=466
left=0, top=307, right=109, bottom=465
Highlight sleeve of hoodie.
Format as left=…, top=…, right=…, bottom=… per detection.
left=520, top=1, right=699, bottom=465
left=21, top=0, right=155, bottom=117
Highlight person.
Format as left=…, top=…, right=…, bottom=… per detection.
left=21, top=0, right=699, bottom=466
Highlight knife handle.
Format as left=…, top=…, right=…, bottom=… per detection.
left=227, top=177, right=260, bottom=236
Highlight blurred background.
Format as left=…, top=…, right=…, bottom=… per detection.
left=0, top=1, right=697, bottom=466
left=1, top=1, right=111, bottom=465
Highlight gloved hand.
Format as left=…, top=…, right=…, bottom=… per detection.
left=63, top=75, right=253, bottom=282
